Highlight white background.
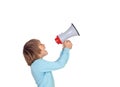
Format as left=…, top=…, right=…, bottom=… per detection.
left=0, top=0, right=120, bottom=87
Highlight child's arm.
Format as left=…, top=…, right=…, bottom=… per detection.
left=31, top=40, right=72, bottom=72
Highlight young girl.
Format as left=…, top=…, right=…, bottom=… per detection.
left=23, top=39, right=72, bottom=87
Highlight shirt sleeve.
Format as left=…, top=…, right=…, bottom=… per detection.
left=36, top=48, right=70, bottom=72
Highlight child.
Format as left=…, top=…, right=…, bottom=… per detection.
left=23, top=39, right=72, bottom=87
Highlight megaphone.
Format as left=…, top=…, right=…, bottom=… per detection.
left=55, top=23, right=80, bottom=44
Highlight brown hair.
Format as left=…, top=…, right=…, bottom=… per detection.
left=23, top=39, right=41, bottom=66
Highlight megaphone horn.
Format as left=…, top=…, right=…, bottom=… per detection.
left=55, top=23, right=80, bottom=44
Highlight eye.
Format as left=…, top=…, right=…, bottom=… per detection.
left=40, top=44, right=43, bottom=46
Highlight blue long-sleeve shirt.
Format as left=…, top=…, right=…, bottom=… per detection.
left=31, top=48, right=70, bottom=87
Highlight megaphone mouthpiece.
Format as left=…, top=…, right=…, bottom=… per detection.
left=55, top=35, right=62, bottom=44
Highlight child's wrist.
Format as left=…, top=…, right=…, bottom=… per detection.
left=63, top=47, right=70, bottom=51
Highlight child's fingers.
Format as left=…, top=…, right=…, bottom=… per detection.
left=64, top=40, right=71, bottom=43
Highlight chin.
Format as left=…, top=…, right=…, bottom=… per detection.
left=45, top=52, right=48, bottom=56
left=46, top=52, right=48, bottom=56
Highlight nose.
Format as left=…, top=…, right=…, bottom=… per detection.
left=42, top=44, right=45, bottom=48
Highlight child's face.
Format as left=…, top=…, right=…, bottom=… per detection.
left=38, top=42, right=48, bottom=58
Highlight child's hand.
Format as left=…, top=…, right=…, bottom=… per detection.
left=63, top=40, right=72, bottom=49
